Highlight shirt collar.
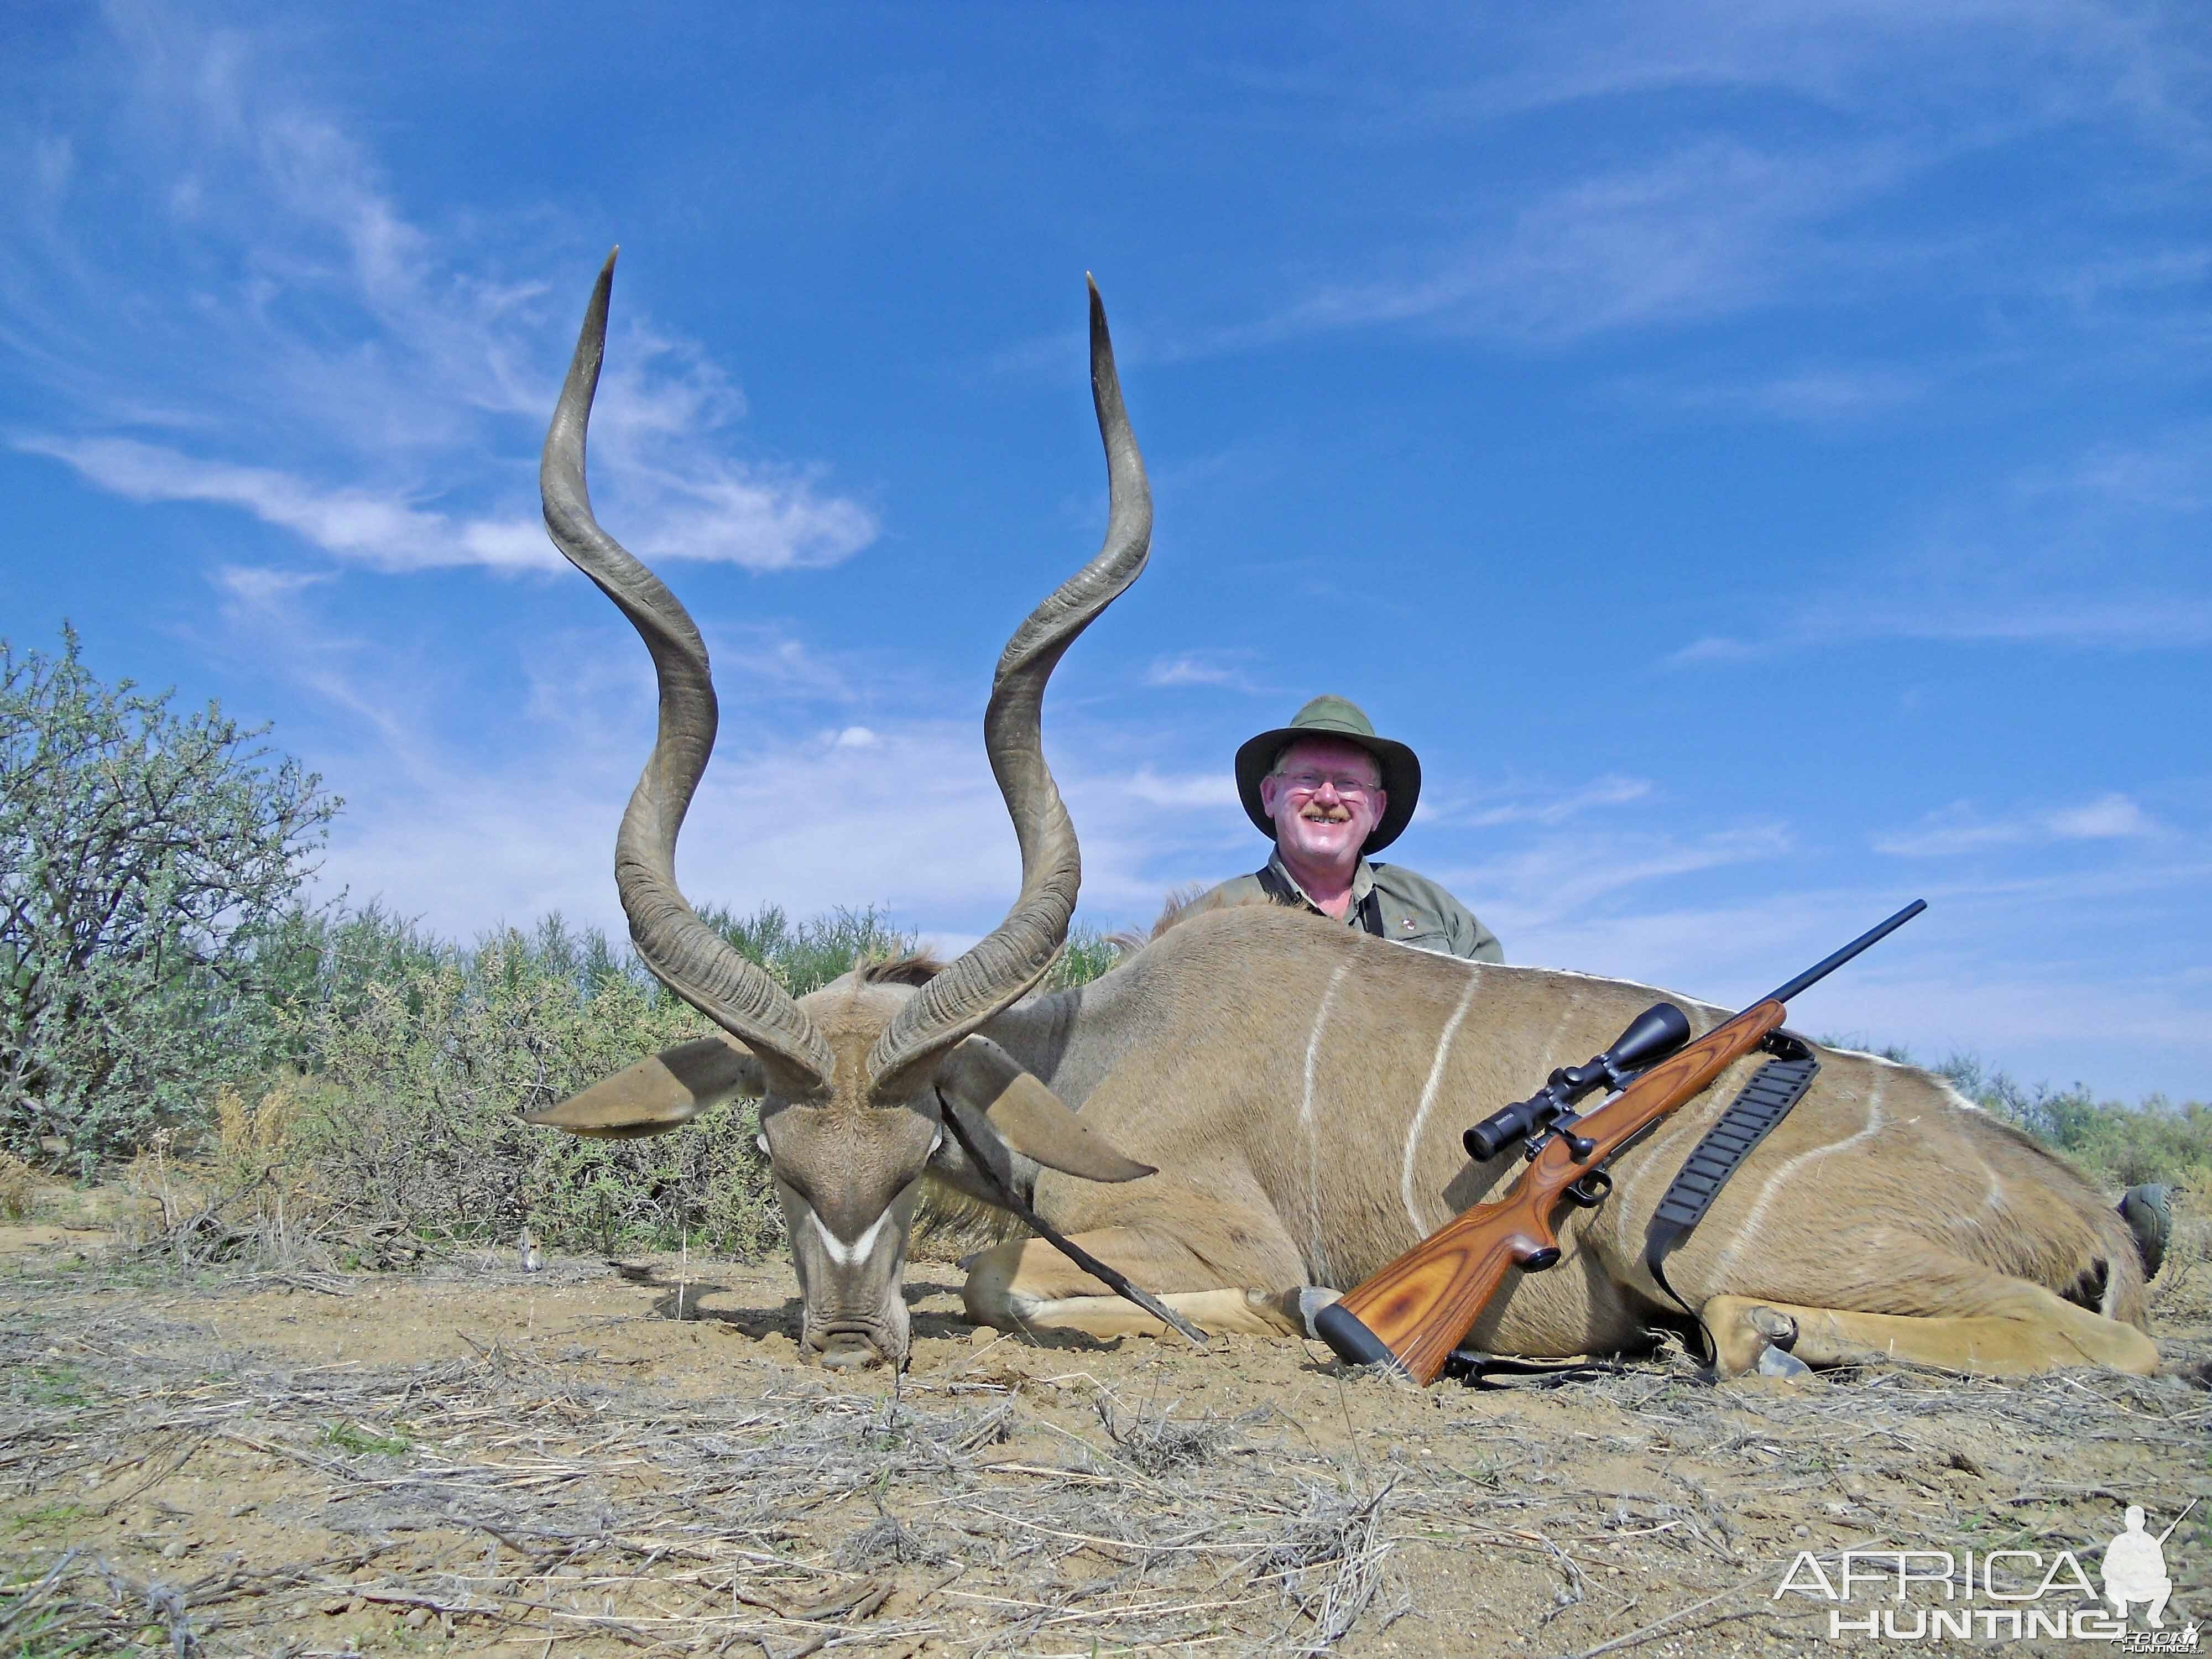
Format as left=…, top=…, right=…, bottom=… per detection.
left=1267, top=848, right=1375, bottom=913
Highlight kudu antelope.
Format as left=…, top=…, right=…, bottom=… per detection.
left=528, top=254, right=2163, bottom=1379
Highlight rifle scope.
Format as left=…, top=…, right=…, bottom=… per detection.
left=1463, top=1001, right=1692, bottom=1163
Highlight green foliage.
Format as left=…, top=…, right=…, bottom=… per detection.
left=5, top=1502, right=85, bottom=1536
left=254, top=899, right=453, bottom=1048
left=293, top=915, right=773, bottom=1256
left=1048, top=923, right=1125, bottom=990
left=1930, top=1052, right=2210, bottom=1189
left=0, top=628, right=338, bottom=1162
left=700, top=902, right=921, bottom=994
left=12, top=1365, right=89, bottom=1408
left=697, top=901, right=1123, bottom=995
left=281, top=900, right=1126, bottom=1255
left=319, top=1421, right=410, bottom=1456
left=1830, top=1034, right=2212, bottom=1191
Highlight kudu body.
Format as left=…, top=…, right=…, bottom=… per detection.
left=528, top=257, right=2160, bottom=1379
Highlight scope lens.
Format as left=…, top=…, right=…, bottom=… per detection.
left=1464, top=1106, right=1524, bottom=1162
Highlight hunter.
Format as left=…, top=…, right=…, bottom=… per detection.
left=1197, top=695, right=1503, bottom=962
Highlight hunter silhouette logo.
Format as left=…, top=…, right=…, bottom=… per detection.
left=1773, top=1500, right=2197, bottom=1646
left=2104, top=1501, right=2194, bottom=1635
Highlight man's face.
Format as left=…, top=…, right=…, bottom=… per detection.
left=1260, top=736, right=1386, bottom=869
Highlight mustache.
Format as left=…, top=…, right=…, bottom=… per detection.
left=1300, top=804, right=1353, bottom=823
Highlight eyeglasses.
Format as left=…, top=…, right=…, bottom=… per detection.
left=1275, top=771, right=1381, bottom=800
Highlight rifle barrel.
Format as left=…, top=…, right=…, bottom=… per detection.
left=2154, top=1496, right=2198, bottom=1545
left=1761, top=900, right=1925, bottom=1009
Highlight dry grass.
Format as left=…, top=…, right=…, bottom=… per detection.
left=1, top=1239, right=2205, bottom=1657
left=0, top=1292, right=1406, bottom=1653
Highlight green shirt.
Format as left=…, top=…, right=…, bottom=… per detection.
left=1196, top=851, right=1504, bottom=963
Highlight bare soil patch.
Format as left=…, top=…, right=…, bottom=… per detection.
left=2, top=1202, right=2206, bottom=1657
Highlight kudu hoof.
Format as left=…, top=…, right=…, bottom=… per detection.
left=2119, top=1185, right=2172, bottom=1281
left=1756, top=1343, right=1814, bottom=1379
left=1704, top=1298, right=1805, bottom=1378
left=1255, top=1285, right=1343, bottom=1339
left=1747, top=1304, right=1800, bottom=1347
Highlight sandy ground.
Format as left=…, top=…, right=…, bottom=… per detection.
left=1, top=1191, right=2205, bottom=1658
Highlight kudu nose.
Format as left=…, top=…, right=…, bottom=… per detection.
left=814, top=1332, right=883, bottom=1371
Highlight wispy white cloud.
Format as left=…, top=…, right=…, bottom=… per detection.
left=22, top=435, right=552, bottom=573
left=1665, top=635, right=1769, bottom=666
left=1453, top=774, right=1653, bottom=830
left=1510, top=881, right=2212, bottom=1099
left=2046, top=796, right=2161, bottom=841
left=1113, top=768, right=1239, bottom=812
left=1142, top=651, right=1261, bottom=692
left=198, top=556, right=1226, bottom=936
left=1, top=7, right=877, bottom=577
left=1165, top=139, right=1915, bottom=357
left=1613, top=364, right=1932, bottom=426
left=1432, top=1, right=2209, bottom=143
left=318, top=716, right=1242, bottom=944
left=1439, top=821, right=1793, bottom=933
left=1880, top=601, right=2212, bottom=647
left=1126, top=3, right=2208, bottom=367
left=208, top=561, right=428, bottom=762
left=2029, top=432, right=2211, bottom=516
left=1668, top=424, right=2212, bottom=663
left=1668, top=598, right=2212, bottom=665
left=1874, top=794, right=2162, bottom=858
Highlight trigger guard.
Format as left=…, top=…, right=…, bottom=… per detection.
left=1565, top=1171, right=1613, bottom=1209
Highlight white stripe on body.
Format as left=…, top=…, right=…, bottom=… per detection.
left=1301, top=959, right=1356, bottom=1286
left=1533, top=1000, right=1579, bottom=1071
left=1401, top=976, right=1484, bottom=1234
left=1709, top=1070, right=1885, bottom=1286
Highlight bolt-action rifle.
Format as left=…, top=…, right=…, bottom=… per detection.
left=1314, top=900, right=1927, bottom=1385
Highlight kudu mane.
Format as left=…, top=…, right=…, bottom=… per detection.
left=856, top=952, right=952, bottom=988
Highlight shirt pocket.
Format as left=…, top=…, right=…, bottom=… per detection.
left=1392, top=930, right=1455, bottom=956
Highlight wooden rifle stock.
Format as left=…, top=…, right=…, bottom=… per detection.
left=1314, top=898, right=1923, bottom=1385
left=1315, top=999, right=1786, bottom=1385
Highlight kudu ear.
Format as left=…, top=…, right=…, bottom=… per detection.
left=525, top=1034, right=766, bottom=1139
left=934, top=1036, right=1154, bottom=1183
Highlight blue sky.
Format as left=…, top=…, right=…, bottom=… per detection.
left=3, top=2, right=2206, bottom=1099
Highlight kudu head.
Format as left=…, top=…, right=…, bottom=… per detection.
left=528, top=253, right=1155, bottom=1369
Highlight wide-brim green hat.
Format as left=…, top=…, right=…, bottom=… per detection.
left=1234, top=695, right=1422, bottom=855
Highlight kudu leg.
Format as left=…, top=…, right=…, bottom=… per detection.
left=963, top=1214, right=1311, bottom=1342
left=1703, top=1287, right=2160, bottom=1378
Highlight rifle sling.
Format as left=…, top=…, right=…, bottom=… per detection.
left=1645, top=1040, right=1820, bottom=1361
left=1443, top=1350, right=1636, bottom=1388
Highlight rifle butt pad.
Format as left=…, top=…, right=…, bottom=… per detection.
left=1314, top=1300, right=1406, bottom=1373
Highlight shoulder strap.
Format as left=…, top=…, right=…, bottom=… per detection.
left=1357, top=886, right=1386, bottom=937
